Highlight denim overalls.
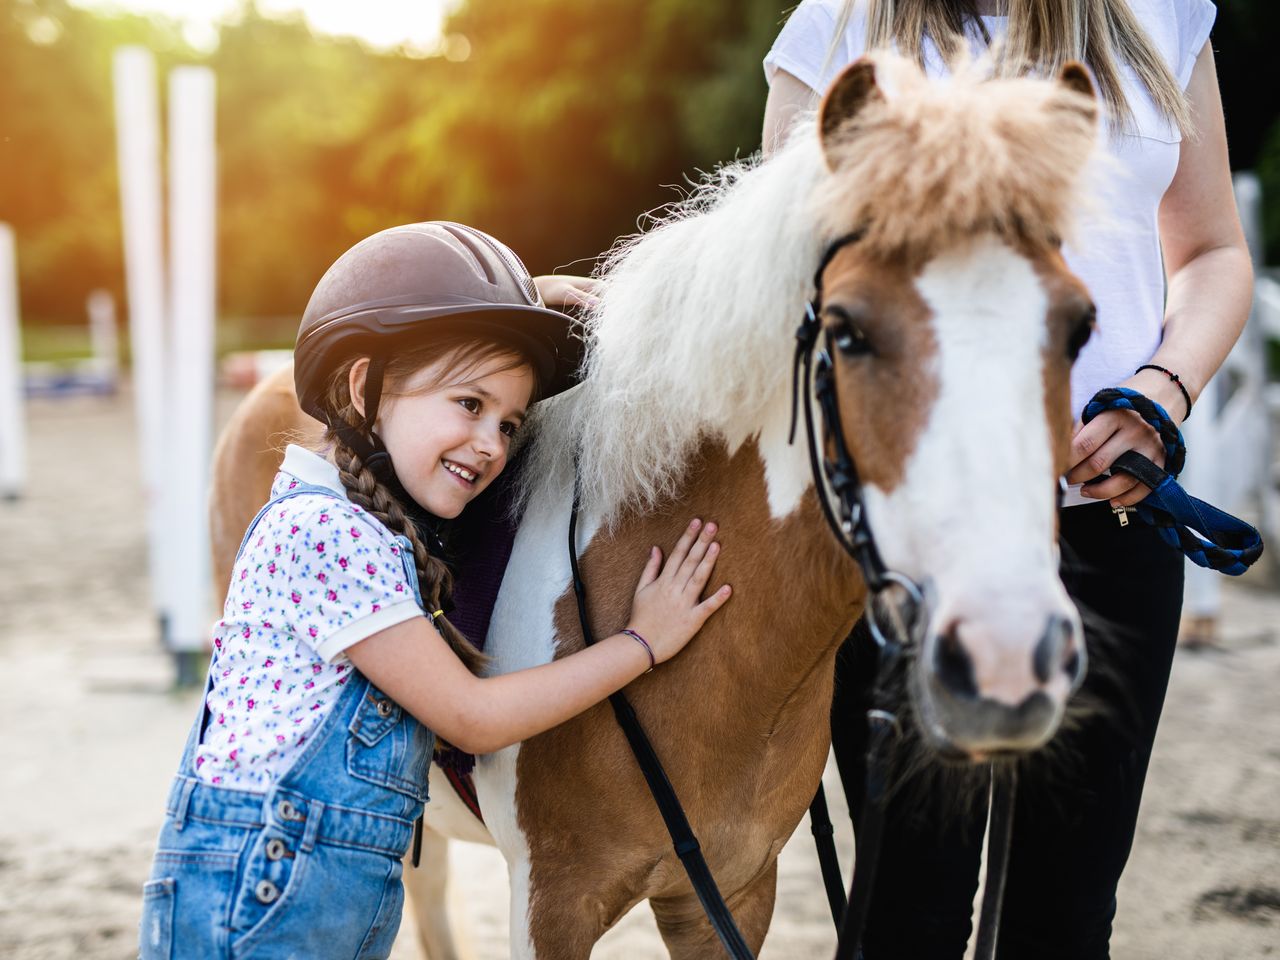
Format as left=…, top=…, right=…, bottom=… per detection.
left=139, top=481, right=435, bottom=960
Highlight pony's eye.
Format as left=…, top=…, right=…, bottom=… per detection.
left=1066, top=306, right=1096, bottom=361
left=825, top=306, right=874, bottom=357
left=833, top=321, right=873, bottom=357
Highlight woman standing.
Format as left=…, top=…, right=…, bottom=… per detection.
left=762, top=2, right=1252, bottom=957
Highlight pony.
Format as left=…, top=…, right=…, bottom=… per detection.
left=208, top=52, right=1101, bottom=958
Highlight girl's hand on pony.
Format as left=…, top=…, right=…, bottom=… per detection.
left=534, top=274, right=604, bottom=312
left=627, top=518, right=732, bottom=664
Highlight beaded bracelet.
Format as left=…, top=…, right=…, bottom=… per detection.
left=1135, top=364, right=1192, bottom=421
left=620, top=628, right=656, bottom=673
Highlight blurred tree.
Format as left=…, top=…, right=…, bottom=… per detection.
left=1, top=0, right=781, bottom=338
left=0, top=0, right=187, bottom=323
left=1, top=0, right=1276, bottom=338
left=210, top=6, right=436, bottom=319
left=680, top=0, right=791, bottom=163
left=360, top=0, right=779, bottom=281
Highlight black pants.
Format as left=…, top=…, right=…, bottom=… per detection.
left=831, top=502, right=1185, bottom=960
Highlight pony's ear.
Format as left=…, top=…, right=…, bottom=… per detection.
left=1058, top=61, right=1093, bottom=96
left=1055, top=60, right=1098, bottom=119
left=819, top=57, right=884, bottom=163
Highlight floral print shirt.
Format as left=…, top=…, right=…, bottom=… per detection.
left=194, top=445, right=425, bottom=790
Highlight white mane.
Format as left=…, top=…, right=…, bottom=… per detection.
left=515, top=125, right=832, bottom=525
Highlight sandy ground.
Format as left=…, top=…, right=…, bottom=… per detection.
left=1, top=386, right=1277, bottom=959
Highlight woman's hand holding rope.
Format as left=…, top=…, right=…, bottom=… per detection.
left=1068, top=368, right=1192, bottom=508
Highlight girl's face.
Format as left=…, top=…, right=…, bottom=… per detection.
left=352, top=353, right=535, bottom=519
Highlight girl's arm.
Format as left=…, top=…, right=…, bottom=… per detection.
left=1067, top=44, right=1254, bottom=506
left=345, top=518, right=731, bottom=755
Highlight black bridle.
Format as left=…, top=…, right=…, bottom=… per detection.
left=565, top=232, right=1014, bottom=960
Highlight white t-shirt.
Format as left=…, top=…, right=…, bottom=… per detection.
left=194, top=445, right=427, bottom=791
left=764, top=0, right=1215, bottom=424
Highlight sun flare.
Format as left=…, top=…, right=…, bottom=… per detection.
left=69, top=0, right=456, bottom=53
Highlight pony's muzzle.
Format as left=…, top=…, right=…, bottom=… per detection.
left=918, top=611, right=1084, bottom=756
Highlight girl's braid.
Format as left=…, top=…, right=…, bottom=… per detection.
left=330, top=428, right=489, bottom=676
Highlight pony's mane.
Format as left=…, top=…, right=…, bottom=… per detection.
left=514, top=52, right=1097, bottom=524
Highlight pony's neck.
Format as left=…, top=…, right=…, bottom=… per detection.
left=591, top=433, right=863, bottom=758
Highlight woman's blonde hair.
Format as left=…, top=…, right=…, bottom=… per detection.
left=825, top=0, right=1194, bottom=135
left=311, top=334, right=541, bottom=675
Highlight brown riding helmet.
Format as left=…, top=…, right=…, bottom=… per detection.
left=294, top=221, right=585, bottom=421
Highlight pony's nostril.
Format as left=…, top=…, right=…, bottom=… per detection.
left=1033, top=614, right=1074, bottom=684
left=1063, top=649, right=1081, bottom=682
left=934, top=625, right=978, bottom=699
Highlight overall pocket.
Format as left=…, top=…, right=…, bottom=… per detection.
left=346, top=683, right=433, bottom=802
left=138, top=878, right=175, bottom=960
left=146, top=814, right=246, bottom=956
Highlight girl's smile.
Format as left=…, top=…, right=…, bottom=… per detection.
left=442, top=459, right=479, bottom=484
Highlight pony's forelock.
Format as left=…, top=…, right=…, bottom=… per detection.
left=815, top=51, right=1101, bottom=258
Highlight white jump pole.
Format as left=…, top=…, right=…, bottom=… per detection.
left=113, top=47, right=172, bottom=634
left=87, top=288, right=119, bottom=386
left=0, top=224, right=25, bottom=500
left=166, top=65, right=217, bottom=681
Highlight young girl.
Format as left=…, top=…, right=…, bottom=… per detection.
left=762, top=2, right=1250, bottom=958
left=138, top=221, right=732, bottom=959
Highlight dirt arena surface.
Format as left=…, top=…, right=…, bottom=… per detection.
left=1, top=387, right=1277, bottom=959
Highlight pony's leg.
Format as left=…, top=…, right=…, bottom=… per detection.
left=517, top=858, right=610, bottom=960
left=650, top=858, right=778, bottom=960
left=209, top=363, right=317, bottom=591
left=402, top=830, right=476, bottom=960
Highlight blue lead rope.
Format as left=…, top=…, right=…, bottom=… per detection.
left=1081, top=387, right=1264, bottom=576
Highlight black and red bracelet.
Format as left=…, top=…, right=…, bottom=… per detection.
left=1135, top=363, right=1192, bottom=421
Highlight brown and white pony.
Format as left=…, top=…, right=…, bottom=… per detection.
left=209, top=53, right=1101, bottom=959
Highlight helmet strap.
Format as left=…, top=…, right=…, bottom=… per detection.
left=360, top=355, right=387, bottom=433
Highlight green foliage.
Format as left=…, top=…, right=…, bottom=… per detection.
left=360, top=0, right=779, bottom=279
left=1260, top=125, right=1280, bottom=266
left=1, top=0, right=785, bottom=342
left=1, top=0, right=186, bottom=322
left=3, top=0, right=1275, bottom=341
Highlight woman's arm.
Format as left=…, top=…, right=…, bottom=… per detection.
left=1068, top=43, right=1254, bottom=506
left=1149, top=42, right=1254, bottom=401
left=346, top=518, right=731, bottom=754
left=762, top=67, right=821, bottom=159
